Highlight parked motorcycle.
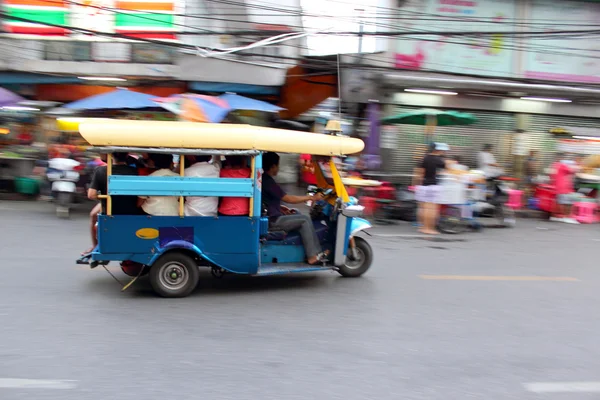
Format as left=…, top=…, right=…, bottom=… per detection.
left=472, top=177, right=516, bottom=227
left=372, top=187, right=417, bottom=224
left=47, top=158, right=81, bottom=218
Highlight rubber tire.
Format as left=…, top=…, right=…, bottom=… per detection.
left=497, top=205, right=516, bottom=228
left=56, top=192, right=72, bottom=218
left=438, top=207, right=467, bottom=234
left=149, top=252, right=200, bottom=298
left=338, top=236, right=373, bottom=278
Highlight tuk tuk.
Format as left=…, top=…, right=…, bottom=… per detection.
left=76, top=120, right=373, bottom=298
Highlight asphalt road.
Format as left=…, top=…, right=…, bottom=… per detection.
left=1, top=201, right=600, bottom=400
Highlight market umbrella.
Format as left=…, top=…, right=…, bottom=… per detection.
left=218, top=93, right=284, bottom=113
left=64, top=88, right=158, bottom=110
left=153, top=94, right=230, bottom=123
left=0, top=88, right=25, bottom=107
left=381, top=108, right=476, bottom=144
left=381, top=108, right=476, bottom=126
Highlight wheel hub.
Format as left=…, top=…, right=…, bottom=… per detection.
left=158, top=262, right=189, bottom=290
left=345, top=247, right=365, bottom=270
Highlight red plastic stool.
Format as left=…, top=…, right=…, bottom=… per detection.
left=506, top=189, right=523, bottom=210
left=572, top=202, right=598, bottom=224
left=360, top=196, right=377, bottom=217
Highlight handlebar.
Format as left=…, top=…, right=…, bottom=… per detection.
left=307, top=186, right=334, bottom=196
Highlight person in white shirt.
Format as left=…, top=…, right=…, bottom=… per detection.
left=477, top=144, right=500, bottom=178
left=184, top=155, right=221, bottom=216
left=139, top=154, right=179, bottom=216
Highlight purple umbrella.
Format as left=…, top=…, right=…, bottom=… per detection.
left=363, top=101, right=382, bottom=170
left=0, top=88, right=25, bottom=107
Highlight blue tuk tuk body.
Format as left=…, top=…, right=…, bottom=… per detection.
left=81, top=150, right=373, bottom=297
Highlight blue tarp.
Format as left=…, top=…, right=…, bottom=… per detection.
left=218, top=93, right=284, bottom=113
left=65, top=88, right=158, bottom=110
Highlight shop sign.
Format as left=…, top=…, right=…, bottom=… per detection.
left=44, top=41, right=92, bottom=61
left=131, top=44, right=176, bottom=64
left=395, top=0, right=516, bottom=78
left=524, top=0, right=600, bottom=83
left=558, top=139, right=600, bottom=154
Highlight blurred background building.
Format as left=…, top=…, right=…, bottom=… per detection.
left=2, top=0, right=600, bottom=179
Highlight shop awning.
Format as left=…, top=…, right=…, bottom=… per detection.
left=189, top=82, right=279, bottom=95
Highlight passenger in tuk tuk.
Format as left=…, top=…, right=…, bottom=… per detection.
left=138, top=153, right=179, bottom=216
left=184, top=155, right=221, bottom=216
left=88, top=152, right=141, bottom=216
left=218, top=156, right=251, bottom=216
left=262, top=152, right=327, bottom=265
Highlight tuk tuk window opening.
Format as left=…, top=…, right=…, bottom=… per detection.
left=178, top=154, right=185, bottom=218
left=88, top=147, right=260, bottom=157
left=106, top=152, right=112, bottom=216
left=249, top=156, right=255, bottom=217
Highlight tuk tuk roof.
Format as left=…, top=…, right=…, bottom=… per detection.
left=78, top=120, right=364, bottom=156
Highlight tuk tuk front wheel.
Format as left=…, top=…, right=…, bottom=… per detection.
left=338, top=236, right=373, bottom=278
left=149, top=252, right=199, bottom=298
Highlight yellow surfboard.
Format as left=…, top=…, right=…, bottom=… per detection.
left=78, top=120, right=364, bottom=156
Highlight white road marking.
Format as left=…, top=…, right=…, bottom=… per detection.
left=524, top=382, right=600, bottom=393
left=0, top=379, right=77, bottom=389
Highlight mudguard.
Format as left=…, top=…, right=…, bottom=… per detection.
left=350, top=217, right=372, bottom=237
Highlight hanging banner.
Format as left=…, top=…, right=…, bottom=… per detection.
left=524, top=0, right=600, bottom=83
left=558, top=139, right=600, bottom=155
left=395, top=0, right=517, bottom=77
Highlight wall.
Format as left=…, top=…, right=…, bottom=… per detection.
left=0, top=38, right=287, bottom=86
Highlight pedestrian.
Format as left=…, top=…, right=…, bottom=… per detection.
left=184, top=155, right=221, bottom=216
left=524, top=150, right=539, bottom=195
left=550, top=153, right=581, bottom=224
left=414, top=143, right=449, bottom=235
left=478, top=144, right=501, bottom=178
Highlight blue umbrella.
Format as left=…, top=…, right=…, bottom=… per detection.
left=153, top=94, right=231, bottom=123
left=218, top=93, right=284, bottom=113
left=64, top=88, right=159, bottom=110
left=0, top=88, right=24, bottom=107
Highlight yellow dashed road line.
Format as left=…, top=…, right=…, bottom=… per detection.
left=419, top=275, right=579, bottom=282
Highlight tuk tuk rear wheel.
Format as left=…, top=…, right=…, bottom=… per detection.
left=149, top=252, right=199, bottom=298
left=338, top=236, right=373, bottom=278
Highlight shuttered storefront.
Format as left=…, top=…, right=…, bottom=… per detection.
left=523, top=114, right=600, bottom=169
left=381, top=105, right=516, bottom=177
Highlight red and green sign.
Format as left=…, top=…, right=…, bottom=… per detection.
left=4, top=0, right=70, bottom=35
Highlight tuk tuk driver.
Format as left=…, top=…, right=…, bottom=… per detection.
left=262, top=152, right=329, bottom=265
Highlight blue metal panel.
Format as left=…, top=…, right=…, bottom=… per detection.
left=350, top=217, right=372, bottom=237
left=108, top=176, right=254, bottom=197
left=256, top=264, right=333, bottom=276
left=96, top=215, right=260, bottom=273
left=0, top=72, right=82, bottom=84
left=190, top=81, right=279, bottom=95
left=253, top=153, right=263, bottom=218
left=261, top=244, right=305, bottom=264
left=259, top=217, right=269, bottom=236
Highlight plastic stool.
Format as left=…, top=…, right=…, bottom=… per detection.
left=506, top=189, right=523, bottom=210
left=360, top=196, right=377, bottom=217
left=572, top=202, right=598, bottom=224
